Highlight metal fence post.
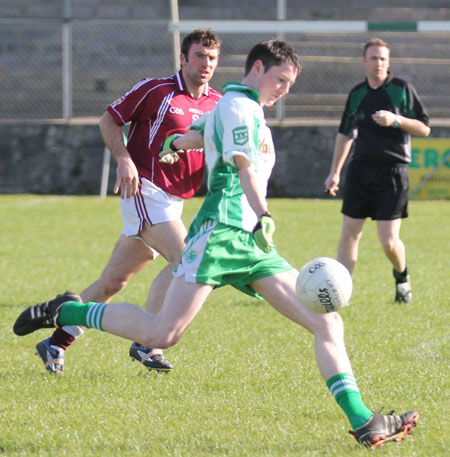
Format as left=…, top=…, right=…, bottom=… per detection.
left=276, top=0, right=286, bottom=121
left=100, top=146, right=111, bottom=199
left=62, top=0, right=73, bottom=119
left=170, top=0, right=181, bottom=72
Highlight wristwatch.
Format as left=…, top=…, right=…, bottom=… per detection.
left=392, top=115, right=402, bottom=128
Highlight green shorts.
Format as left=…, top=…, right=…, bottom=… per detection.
left=174, top=219, right=294, bottom=298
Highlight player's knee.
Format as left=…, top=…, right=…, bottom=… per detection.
left=100, top=274, right=130, bottom=297
left=342, top=227, right=362, bottom=242
left=103, top=281, right=126, bottom=297
left=380, top=237, right=397, bottom=253
left=317, top=311, right=344, bottom=339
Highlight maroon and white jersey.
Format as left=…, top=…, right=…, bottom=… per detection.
left=107, top=71, right=222, bottom=199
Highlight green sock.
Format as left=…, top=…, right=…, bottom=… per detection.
left=58, top=301, right=107, bottom=330
left=393, top=266, right=409, bottom=283
left=327, top=373, right=374, bottom=430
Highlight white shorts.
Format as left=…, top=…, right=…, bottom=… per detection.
left=120, top=178, right=184, bottom=251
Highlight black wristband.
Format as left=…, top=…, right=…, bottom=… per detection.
left=252, top=221, right=261, bottom=234
left=169, top=138, right=179, bottom=152
left=253, top=212, right=271, bottom=234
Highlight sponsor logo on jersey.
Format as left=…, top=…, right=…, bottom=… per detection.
left=233, top=126, right=249, bottom=145
left=169, top=106, right=185, bottom=115
left=189, top=108, right=204, bottom=115
left=259, top=129, right=275, bottom=157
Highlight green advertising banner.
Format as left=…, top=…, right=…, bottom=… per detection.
left=409, top=138, right=450, bottom=199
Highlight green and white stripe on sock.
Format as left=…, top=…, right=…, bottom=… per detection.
left=57, top=301, right=107, bottom=330
left=328, top=372, right=360, bottom=397
left=85, top=303, right=107, bottom=330
left=327, top=373, right=374, bottom=430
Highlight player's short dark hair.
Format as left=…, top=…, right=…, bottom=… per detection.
left=363, top=38, right=390, bottom=56
left=244, top=40, right=302, bottom=76
left=181, top=29, right=221, bottom=59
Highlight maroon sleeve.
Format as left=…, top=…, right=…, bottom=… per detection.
left=106, top=79, right=155, bottom=126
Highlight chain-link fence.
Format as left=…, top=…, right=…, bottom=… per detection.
left=1, top=16, right=450, bottom=121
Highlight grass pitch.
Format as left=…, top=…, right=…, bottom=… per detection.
left=0, top=195, right=448, bottom=457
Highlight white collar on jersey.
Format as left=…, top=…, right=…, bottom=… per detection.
left=175, top=70, right=210, bottom=96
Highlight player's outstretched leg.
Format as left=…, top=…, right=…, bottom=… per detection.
left=13, top=291, right=82, bottom=336
left=350, top=410, right=419, bottom=448
left=129, top=343, right=174, bottom=373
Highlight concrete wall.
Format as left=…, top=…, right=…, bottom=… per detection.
left=0, top=123, right=106, bottom=195
left=1, top=123, right=449, bottom=197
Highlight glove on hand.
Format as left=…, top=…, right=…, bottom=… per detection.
left=159, top=134, right=183, bottom=164
left=252, top=212, right=275, bottom=253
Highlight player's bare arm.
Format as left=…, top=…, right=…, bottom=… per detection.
left=235, top=154, right=274, bottom=252
left=235, top=155, right=269, bottom=216
left=173, top=130, right=204, bottom=150
left=99, top=111, right=139, bottom=199
left=325, top=133, right=354, bottom=196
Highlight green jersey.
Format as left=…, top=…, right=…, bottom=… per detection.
left=189, top=82, right=275, bottom=233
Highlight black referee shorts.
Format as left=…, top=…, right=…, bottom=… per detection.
left=342, top=161, right=409, bottom=220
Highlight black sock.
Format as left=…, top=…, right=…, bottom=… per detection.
left=393, top=266, right=408, bottom=283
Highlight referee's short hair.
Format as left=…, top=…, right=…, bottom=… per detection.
left=363, top=38, right=390, bottom=56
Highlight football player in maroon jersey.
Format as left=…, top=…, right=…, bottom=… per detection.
left=34, top=29, right=221, bottom=374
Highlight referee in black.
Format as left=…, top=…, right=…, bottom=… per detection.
left=325, top=37, right=430, bottom=303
